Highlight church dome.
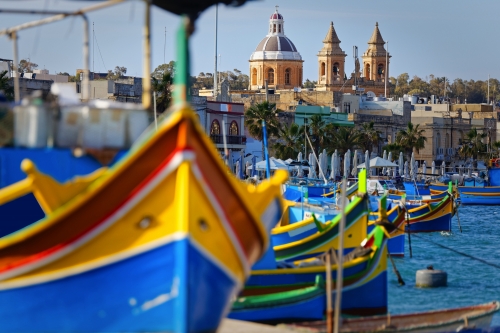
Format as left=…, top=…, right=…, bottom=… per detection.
left=250, top=8, right=302, bottom=61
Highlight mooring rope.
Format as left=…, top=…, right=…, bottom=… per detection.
left=410, top=233, right=500, bottom=271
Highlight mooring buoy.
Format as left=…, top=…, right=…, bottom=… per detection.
left=416, top=265, right=447, bottom=288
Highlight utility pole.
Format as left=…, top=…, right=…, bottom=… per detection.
left=488, top=74, right=490, bottom=104
left=213, top=4, right=218, bottom=100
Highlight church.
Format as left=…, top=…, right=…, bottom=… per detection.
left=248, top=7, right=391, bottom=97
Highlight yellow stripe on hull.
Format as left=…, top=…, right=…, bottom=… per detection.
left=3, top=158, right=246, bottom=285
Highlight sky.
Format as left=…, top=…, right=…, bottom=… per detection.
left=1, top=0, right=499, bottom=83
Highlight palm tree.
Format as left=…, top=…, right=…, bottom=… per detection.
left=396, top=122, right=427, bottom=160
left=325, top=124, right=361, bottom=155
left=273, top=123, right=302, bottom=159
left=299, top=114, right=326, bottom=157
left=359, top=121, right=382, bottom=152
left=383, top=142, right=404, bottom=156
left=151, top=71, right=173, bottom=113
left=458, top=128, right=487, bottom=161
left=244, top=101, right=282, bottom=155
left=0, top=71, right=13, bottom=101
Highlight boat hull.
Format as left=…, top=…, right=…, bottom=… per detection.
left=0, top=236, right=236, bottom=333
left=460, top=192, right=500, bottom=205
left=229, top=271, right=387, bottom=323
left=405, top=212, right=452, bottom=233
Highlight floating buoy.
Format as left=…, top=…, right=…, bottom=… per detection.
left=416, top=265, right=447, bottom=288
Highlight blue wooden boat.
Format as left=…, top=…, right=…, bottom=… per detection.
left=368, top=197, right=406, bottom=256
left=229, top=225, right=389, bottom=322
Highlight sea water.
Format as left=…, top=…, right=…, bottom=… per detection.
left=388, top=205, right=500, bottom=326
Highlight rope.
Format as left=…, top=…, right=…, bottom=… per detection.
left=392, top=224, right=500, bottom=271
left=411, top=233, right=500, bottom=271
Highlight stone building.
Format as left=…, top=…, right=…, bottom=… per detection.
left=411, top=103, right=497, bottom=165
left=316, top=22, right=347, bottom=90
left=249, top=7, right=303, bottom=90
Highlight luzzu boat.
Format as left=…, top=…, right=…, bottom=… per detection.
left=403, top=186, right=454, bottom=233
left=229, top=224, right=389, bottom=322
left=368, top=196, right=406, bottom=256
left=0, top=20, right=287, bottom=333
left=269, top=171, right=369, bottom=263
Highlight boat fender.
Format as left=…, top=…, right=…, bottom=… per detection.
left=416, top=265, right=447, bottom=288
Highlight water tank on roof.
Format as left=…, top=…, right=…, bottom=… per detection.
left=411, top=95, right=419, bottom=104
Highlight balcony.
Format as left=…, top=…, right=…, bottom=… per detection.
left=210, top=135, right=246, bottom=145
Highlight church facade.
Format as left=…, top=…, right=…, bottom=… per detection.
left=248, top=9, right=391, bottom=97
left=316, top=22, right=391, bottom=97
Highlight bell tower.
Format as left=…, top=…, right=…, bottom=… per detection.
left=316, top=22, right=347, bottom=91
left=362, top=22, right=390, bottom=82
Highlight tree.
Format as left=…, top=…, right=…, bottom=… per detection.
left=151, top=63, right=174, bottom=113
left=18, top=59, right=38, bottom=73
left=458, top=128, right=487, bottom=161
left=303, top=79, right=317, bottom=89
left=106, top=66, right=127, bottom=80
left=57, top=72, right=70, bottom=76
left=300, top=114, right=326, bottom=157
left=273, top=123, right=302, bottom=159
left=0, top=71, right=14, bottom=101
left=396, top=122, right=427, bottom=160
left=244, top=101, right=282, bottom=155
left=325, top=124, right=361, bottom=156
left=151, top=61, right=175, bottom=80
left=394, top=73, right=410, bottom=97
left=358, top=121, right=382, bottom=153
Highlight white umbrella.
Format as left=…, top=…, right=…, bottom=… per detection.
left=422, top=161, right=427, bottom=178
left=253, top=157, right=288, bottom=170
left=365, top=150, right=370, bottom=176
left=297, top=152, right=303, bottom=177
left=468, top=165, right=472, bottom=178
left=322, top=149, right=328, bottom=177
left=459, top=165, right=463, bottom=176
left=309, top=153, right=317, bottom=178
left=404, top=161, right=409, bottom=179
left=318, top=152, right=324, bottom=179
left=334, top=149, right=339, bottom=178
left=392, top=165, right=397, bottom=178
left=441, top=161, right=446, bottom=176
left=357, top=157, right=399, bottom=169
left=245, top=161, right=251, bottom=177
left=414, top=161, right=419, bottom=180
left=330, top=153, right=335, bottom=179
left=382, top=150, right=387, bottom=175
left=351, top=150, right=358, bottom=177
left=344, top=150, right=351, bottom=179
left=399, top=152, right=404, bottom=176
left=410, top=152, right=415, bottom=180
left=235, top=160, right=241, bottom=179
left=387, top=152, right=393, bottom=176
left=431, top=161, right=436, bottom=176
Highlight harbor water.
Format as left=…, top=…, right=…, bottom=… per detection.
left=388, top=205, right=500, bottom=326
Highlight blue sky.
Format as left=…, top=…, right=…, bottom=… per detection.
left=0, top=0, right=499, bottom=82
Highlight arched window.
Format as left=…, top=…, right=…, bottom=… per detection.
left=269, top=24, right=272, bottom=33
left=285, top=68, right=291, bottom=85
left=273, top=24, right=276, bottom=33
left=321, top=62, right=326, bottom=76
left=210, top=120, right=220, bottom=135
left=267, top=68, right=274, bottom=84
left=333, top=62, right=339, bottom=74
left=377, top=64, right=384, bottom=77
left=278, top=24, right=281, bottom=33
left=229, top=121, right=238, bottom=135
left=365, top=64, right=371, bottom=80
left=252, top=68, right=257, bottom=85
